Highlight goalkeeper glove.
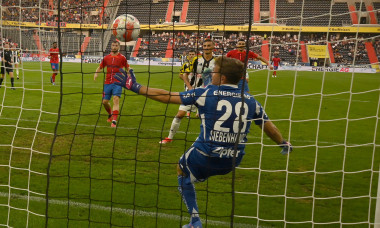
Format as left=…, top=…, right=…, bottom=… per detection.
left=279, top=140, right=293, bottom=155
left=114, top=68, right=142, bottom=94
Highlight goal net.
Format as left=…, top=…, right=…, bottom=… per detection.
left=0, top=0, right=379, bottom=227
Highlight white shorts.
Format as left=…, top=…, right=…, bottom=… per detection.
left=179, top=104, right=197, bottom=113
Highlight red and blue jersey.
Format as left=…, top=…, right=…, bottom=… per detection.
left=226, top=49, right=258, bottom=62
left=49, top=48, right=59, bottom=63
left=272, top=57, right=281, bottom=67
left=99, top=53, right=129, bottom=84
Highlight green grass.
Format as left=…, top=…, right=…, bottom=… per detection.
left=0, top=62, right=379, bottom=227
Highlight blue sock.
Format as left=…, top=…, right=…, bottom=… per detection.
left=178, top=175, right=200, bottom=224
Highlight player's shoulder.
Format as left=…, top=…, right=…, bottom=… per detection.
left=118, top=53, right=127, bottom=59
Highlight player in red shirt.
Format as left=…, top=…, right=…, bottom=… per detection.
left=49, top=42, right=59, bottom=85
left=272, top=53, right=281, bottom=78
left=94, top=41, right=129, bottom=127
left=227, top=39, right=273, bottom=92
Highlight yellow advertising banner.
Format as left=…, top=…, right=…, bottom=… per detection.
left=2, top=20, right=380, bottom=33
left=307, top=45, right=329, bottom=58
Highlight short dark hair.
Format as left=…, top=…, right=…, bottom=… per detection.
left=214, top=56, right=244, bottom=85
left=203, top=38, right=214, bottom=44
left=237, top=39, right=246, bottom=43
left=53, top=42, right=57, bottom=44
left=188, top=49, right=196, bottom=53
left=112, top=40, right=120, bottom=45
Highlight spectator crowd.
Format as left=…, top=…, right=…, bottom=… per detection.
left=136, top=31, right=377, bottom=66
left=2, top=0, right=111, bottom=24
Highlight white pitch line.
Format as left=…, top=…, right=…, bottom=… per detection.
left=0, top=192, right=259, bottom=228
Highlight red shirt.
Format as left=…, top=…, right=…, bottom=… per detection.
left=226, top=49, right=258, bottom=62
left=272, top=57, right=281, bottom=66
left=99, top=53, right=129, bottom=84
left=49, top=48, right=59, bottom=63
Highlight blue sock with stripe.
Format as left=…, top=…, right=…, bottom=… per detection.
left=178, top=175, right=200, bottom=224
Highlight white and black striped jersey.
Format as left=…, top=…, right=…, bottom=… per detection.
left=189, top=55, right=215, bottom=88
left=11, top=50, right=20, bottom=63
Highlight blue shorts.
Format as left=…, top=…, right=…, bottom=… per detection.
left=237, top=79, right=249, bottom=92
left=103, top=83, right=122, bottom=100
left=51, top=63, right=59, bottom=70
left=274, top=66, right=278, bottom=70
left=179, top=146, right=243, bottom=183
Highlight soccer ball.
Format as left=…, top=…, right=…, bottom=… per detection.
left=112, top=14, right=140, bottom=42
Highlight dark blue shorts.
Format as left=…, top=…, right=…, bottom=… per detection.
left=103, top=83, right=122, bottom=100
left=274, top=66, right=278, bottom=70
left=178, top=146, right=243, bottom=183
left=238, top=79, right=249, bottom=92
left=51, top=63, right=59, bottom=70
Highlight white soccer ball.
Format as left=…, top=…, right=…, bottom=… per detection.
left=112, top=14, right=140, bottom=42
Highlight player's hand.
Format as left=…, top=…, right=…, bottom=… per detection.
left=279, top=141, right=293, bottom=155
left=268, top=64, right=274, bottom=70
left=94, top=73, right=98, bottom=81
left=114, top=68, right=142, bottom=94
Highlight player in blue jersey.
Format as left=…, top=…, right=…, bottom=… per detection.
left=113, top=56, right=293, bottom=228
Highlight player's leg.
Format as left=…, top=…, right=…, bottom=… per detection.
left=177, top=147, right=202, bottom=228
left=15, top=63, right=19, bottom=79
left=102, top=84, right=113, bottom=122
left=0, top=66, right=5, bottom=88
left=8, top=71, right=15, bottom=90
left=110, top=84, right=122, bottom=128
left=160, top=105, right=192, bottom=144
left=273, top=66, right=278, bottom=77
left=50, top=63, right=58, bottom=85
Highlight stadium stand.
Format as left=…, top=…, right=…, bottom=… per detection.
left=374, top=2, right=380, bottom=23
left=224, top=1, right=252, bottom=25
left=85, top=31, right=104, bottom=56
left=187, top=0, right=226, bottom=25
left=355, top=2, right=366, bottom=12
left=276, top=0, right=351, bottom=26
left=118, top=0, right=167, bottom=24
left=138, top=33, right=172, bottom=58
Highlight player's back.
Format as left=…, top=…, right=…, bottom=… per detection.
left=49, top=48, right=59, bottom=63
left=192, top=84, right=266, bottom=157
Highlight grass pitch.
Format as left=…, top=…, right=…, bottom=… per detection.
left=0, top=62, right=379, bottom=227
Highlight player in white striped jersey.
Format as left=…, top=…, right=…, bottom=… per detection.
left=11, top=44, right=21, bottom=79
left=159, top=39, right=215, bottom=144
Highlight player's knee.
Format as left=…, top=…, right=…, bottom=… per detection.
left=113, top=96, right=120, bottom=104
left=176, top=111, right=186, bottom=119
left=102, top=100, right=109, bottom=105
left=177, top=164, right=184, bottom=176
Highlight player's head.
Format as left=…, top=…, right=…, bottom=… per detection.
left=236, top=39, right=246, bottom=51
left=202, top=39, right=214, bottom=55
left=212, top=56, right=244, bottom=86
left=4, top=42, right=10, bottom=49
left=52, top=42, right=57, bottom=48
left=111, top=41, right=120, bottom=53
left=187, top=50, right=196, bottom=61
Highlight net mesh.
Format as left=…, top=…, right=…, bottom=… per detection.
left=0, top=0, right=379, bottom=227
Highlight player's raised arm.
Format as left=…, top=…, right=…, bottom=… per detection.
left=256, top=55, right=274, bottom=70
left=114, top=68, right=182, bottom=104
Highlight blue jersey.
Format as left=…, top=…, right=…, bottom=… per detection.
left=180, top=84, right=268, bottom=158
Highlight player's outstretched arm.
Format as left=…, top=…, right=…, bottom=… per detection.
left=257, top=55, right=273, bottom=70
left=259, top=121, right=293, bottom=155
left=114, top=68, right=182, bottom=104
